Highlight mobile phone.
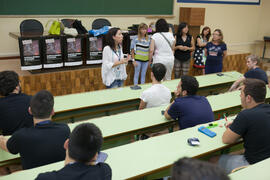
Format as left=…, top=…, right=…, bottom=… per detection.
left=96, top=152, right=108, bottom=164
left=217, top=73, right=224, bottom=76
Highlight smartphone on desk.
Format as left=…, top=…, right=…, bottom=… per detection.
left=217, top=73, right=224, bottom=76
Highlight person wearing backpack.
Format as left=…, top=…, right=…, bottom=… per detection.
left=174, top=22, right=195, bottom=79
left=149, top=19, right=175, bottom=81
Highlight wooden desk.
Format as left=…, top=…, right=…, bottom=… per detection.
left=9, top=32, right=49, bottom=39
left=52, top=71, right=242, bottom=122
left=229, top=157, right=270, bottom=180
left=0, top=117, right=242, bottom=180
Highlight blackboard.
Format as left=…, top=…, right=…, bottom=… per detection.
left=1, top=0, right=174, bottom=15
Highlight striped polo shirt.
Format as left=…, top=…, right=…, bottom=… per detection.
left=130, top=35, right=151, bottom=62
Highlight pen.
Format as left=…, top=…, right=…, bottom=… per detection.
left=223, top=113, right=227, bottom=122
left=223, top=113, right=228, bottom=128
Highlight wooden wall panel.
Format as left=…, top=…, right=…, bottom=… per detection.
left=19, top=53, right=250, bottom=96
left=189, top=52, right=250, bottom=76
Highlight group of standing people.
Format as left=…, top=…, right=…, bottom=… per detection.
left=175, top=23, right=227, bottom=75
left=101, top=19, right=227, bottom=88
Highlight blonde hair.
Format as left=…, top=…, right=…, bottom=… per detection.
left=212, top=29, right=225, bottom=44
left=138, top=23, right=149, bottom=41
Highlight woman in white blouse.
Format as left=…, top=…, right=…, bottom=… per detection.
left=101, top=28, right=130, bottom=88
left=149, top=19, right=175, bottom=81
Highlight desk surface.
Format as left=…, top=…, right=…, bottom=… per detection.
left=2, top=88, right=270, bottom=167
left=0, top=117, right=236, bottom=180
left=229, top=157, right=270, bottom=180
left=105, top=118, right=234, bottom=180
left=9, top=32, right=49, bottom=39
left=53, top=71, right=242, bottom=113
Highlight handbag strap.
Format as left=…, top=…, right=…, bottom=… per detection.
left=160, top=33, right=173, bottom=50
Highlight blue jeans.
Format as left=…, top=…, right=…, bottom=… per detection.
left=134, top=61, right=148, bottom=85
left=106, top=80, right=124, bottom=89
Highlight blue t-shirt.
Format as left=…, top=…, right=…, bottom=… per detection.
left=205, top=42, right=227, bottom=65
left=244, top=67, right=268, bottom=84
left=168, top=95, right=214, bottom=129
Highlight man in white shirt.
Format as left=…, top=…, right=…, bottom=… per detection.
left=139, top=63, right=171, bottom=109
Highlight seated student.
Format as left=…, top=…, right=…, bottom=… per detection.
left=164, top=75, right=214, bottom=129
left=0, top=90, right=70, bottom=170
left=0, top=71, right=33, bottom=135
left=229, top=55, right=269, bottom=91
left=220, top=78, right=270, bottom=174
left=172, top=157, right=229, bottom=180
left=36, top=123, right=112, bottom=180
left=139, top=63, right=171, bottom=109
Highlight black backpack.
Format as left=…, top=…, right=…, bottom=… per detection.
left=72, top=20, right=88, bottom=34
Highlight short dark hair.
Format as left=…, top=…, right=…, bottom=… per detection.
left=152, top=63, right=166, bottom=82
left=0, top=71, right=19, bottom=96
left=181, top=75, right=199, bottom=95
left=172, top=157, right=230, bottom=180
left=68, top=123, right=103, bottom=163
left=105, top=27, right=121, bottom=50
left=243, top=78, right=266, bottom=103
left=155, top=19, right=169, bottom=33
left=30, top=90, right=54, bottom=119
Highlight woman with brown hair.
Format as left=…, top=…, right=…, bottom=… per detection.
left=174, top=22, right=195, bottom=78
left=193, top=26, right=211, bottom=72
left=205, top=29, right=227, bottom=74
left=101, top=27, right=130, bottom=88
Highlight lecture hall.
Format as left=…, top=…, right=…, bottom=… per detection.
left=0, top=0, right=270, bottom=179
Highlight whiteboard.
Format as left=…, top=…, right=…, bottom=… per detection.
left=177, top=0, right=260, bottom=5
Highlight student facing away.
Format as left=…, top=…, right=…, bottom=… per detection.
left=164, top=75, right=214, bottom=130
left=0, top=90, right=70, bottom=170
left=0, top=71, right=33, bottom=135
left=139, top=63, right=171, bottom=109
left=171, top=157, right=229, bottom=180
left=36, top=123, right=112, bottom=180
